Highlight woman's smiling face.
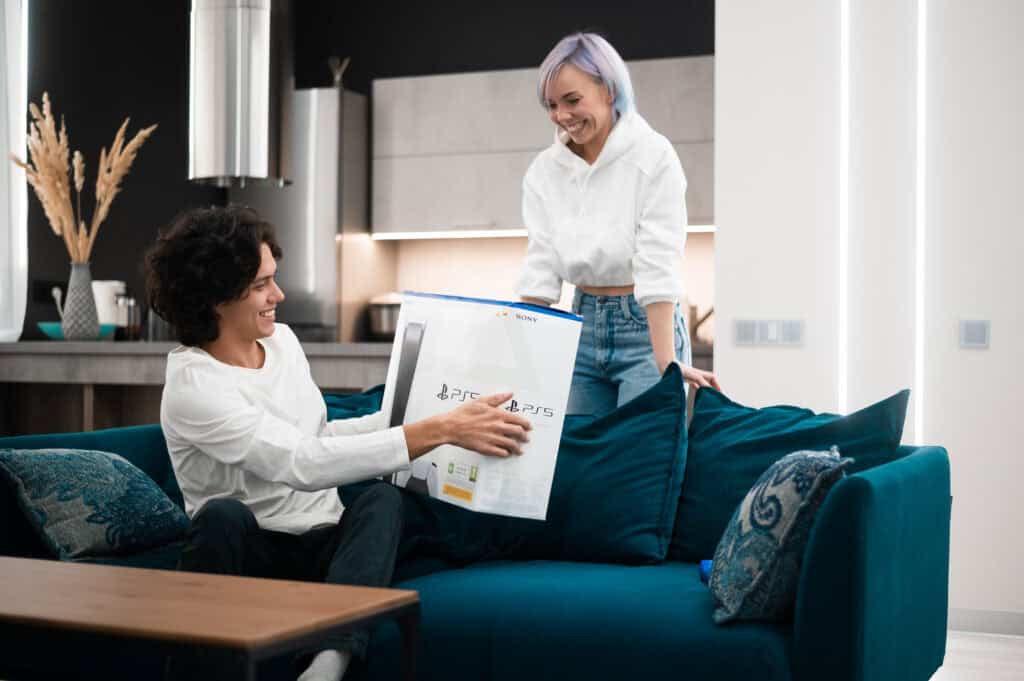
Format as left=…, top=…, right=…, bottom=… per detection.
left=545, top=63, right=615, bottom=161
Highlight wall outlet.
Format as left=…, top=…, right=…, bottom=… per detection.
left=959, top=319, right=990, bottom=349
left=734, top=319, right=804, bottom=346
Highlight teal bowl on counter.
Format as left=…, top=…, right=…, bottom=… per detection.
left=37, top=322, right=117, bottom=341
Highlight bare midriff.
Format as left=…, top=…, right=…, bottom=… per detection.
left=578, top=284, right=635, bottom=296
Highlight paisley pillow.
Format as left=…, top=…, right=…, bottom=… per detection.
left=0, top=448, right=190, bottom=560
left=708, top=448, right=851, bottom=623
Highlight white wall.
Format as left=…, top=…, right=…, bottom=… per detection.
left=925, top=0, right=1024, bottom=624
left=716, top=0, right=1024, bottom=631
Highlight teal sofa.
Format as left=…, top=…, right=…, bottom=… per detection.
left=0, top=422, right=950, bottom=681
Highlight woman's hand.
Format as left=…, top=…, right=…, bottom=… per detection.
left=670, top=361, right=721, bottom=392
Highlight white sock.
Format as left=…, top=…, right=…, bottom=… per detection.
left=296, top=649, right=351, bottom=681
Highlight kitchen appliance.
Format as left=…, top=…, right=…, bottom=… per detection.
left=228, top=60, right=370, bottom=341
left=191, top=0, right=383, bottom=342
left=188, top=0, right=292, bottom=187
left=91, top=280, right=126, bottom=326
left=368, top=292, right=402, bottom=341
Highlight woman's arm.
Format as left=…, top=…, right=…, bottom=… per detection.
left=516, top=176, right=563, bottom=305
left=645, top=301, right=721, bottom=391
left=646, top=301, right=677, bottom=374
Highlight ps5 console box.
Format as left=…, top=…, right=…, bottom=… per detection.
left=380, top=292, right=582, bottom=519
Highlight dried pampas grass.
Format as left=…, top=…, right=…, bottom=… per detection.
left=9, top=92, right=157, bottom=263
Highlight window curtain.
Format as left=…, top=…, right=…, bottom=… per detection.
left=0, top=0, right=27, bottom=342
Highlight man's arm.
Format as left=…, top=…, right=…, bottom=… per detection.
left=164, top=386, right=410, bottom=492
left=167, top=387, right=531, bottom=492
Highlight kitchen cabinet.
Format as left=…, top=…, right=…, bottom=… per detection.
left=372, top=56, right=715, bottom=235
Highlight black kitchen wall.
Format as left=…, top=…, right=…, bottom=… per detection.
left=22, top=1, right=224, bottom=339
left=21, top=0, right=712, bottom=339
left=295, top=0, right=715, bottom=91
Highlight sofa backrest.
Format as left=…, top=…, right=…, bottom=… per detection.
left=0, top=424, right=181, bottom=558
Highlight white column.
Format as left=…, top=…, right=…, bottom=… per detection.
left=926, top=0, right=1024, bottom=620
left=715, top=0, right=841, bottom=411
left=0, top=0, right=28, bottom=342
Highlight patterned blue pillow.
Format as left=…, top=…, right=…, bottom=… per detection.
left=709, top=448, right=851, bottom=624
left=0, top=448, right=190, bottom=560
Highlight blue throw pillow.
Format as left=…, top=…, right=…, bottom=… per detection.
left=541, top=361, right=687, bottom=562
left=337, top=364, right=688, bottom=564
left=0, top=448, right=190, bottom=560
left=669, top=388, right=909, bottom=562
left=709, top=448, right=851, bottom=623
left=324, top=384, right=386, bottom=421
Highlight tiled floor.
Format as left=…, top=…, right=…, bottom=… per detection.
left=931, top=631, right=1024, bottom=680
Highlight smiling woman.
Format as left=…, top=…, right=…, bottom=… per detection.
left=517, top=33, right=719, bottom=417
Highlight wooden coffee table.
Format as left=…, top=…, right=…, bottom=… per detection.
left=0, top=556, right=420, bottom=680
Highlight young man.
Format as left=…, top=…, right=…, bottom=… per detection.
left=146, top=205, right=531, bottom=681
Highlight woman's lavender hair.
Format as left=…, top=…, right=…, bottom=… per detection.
left=537, top=33, right=636, bottom=116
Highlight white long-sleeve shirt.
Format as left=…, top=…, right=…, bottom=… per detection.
left=160, top=323, right=410, bottom=534
left=515, top=111, right=688, bottom=308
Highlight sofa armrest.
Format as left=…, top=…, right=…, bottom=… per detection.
left=791, top=446, right=951, bottom=681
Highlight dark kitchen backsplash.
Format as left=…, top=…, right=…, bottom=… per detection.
left=22, top=1, right=224, bottom=340
left=295, top=0, right=714, bottom=92
left=20, top=0, right=712, bottom=340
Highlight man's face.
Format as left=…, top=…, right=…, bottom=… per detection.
left=215, top=242, right=284, bottom=342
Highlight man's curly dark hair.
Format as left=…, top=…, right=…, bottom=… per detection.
left=145, top=205, right=283, bottom=347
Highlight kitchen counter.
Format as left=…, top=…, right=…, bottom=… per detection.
left=0, top=341, right=393, bottom=435
left=0, top=341, right=392, bottom=388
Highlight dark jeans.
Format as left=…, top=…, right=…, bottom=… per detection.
left=167, top=483, right=403, bottom=680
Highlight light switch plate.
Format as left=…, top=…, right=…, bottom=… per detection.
left=959, top=320, right=990, bottom=349
left=734, top=319, right=804, bottom=346
left=735, top=320, right=757, bottom=345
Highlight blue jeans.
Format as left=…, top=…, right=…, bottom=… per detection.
left=567, top=290, right=691, bottom=417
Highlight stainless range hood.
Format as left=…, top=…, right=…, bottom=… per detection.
left=189, top=0, right=292, bottom=187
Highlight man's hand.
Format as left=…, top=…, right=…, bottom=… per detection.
left=403, top=393, right=532, bottom=460
left=443, top=393, right=533, bottom=457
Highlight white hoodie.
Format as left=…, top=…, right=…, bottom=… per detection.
left=160, top=324, right=409, bottom=534
left=515, top=111, right=687, bottom=308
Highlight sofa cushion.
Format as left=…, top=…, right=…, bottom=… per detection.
left=325, top=384, right=385, bottom=420
left=342, top=364, right=687, bottom=564
left=539, top=361, right=687, bottom=562
left=669, top=388, right=909, bottom=562
left=0, top=425, right=182, bottom=509
left=362, top=560, right=792, bottom=681
left=709, top=449, right=851, bottom=623
left=0, top=448, right=190, bottom=560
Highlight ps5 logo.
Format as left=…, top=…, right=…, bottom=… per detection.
left=504, top=398, right=555, bottom=418
left=435, top=384, right=555, bottom=417
left=436, top=383, right=480, bottom=403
